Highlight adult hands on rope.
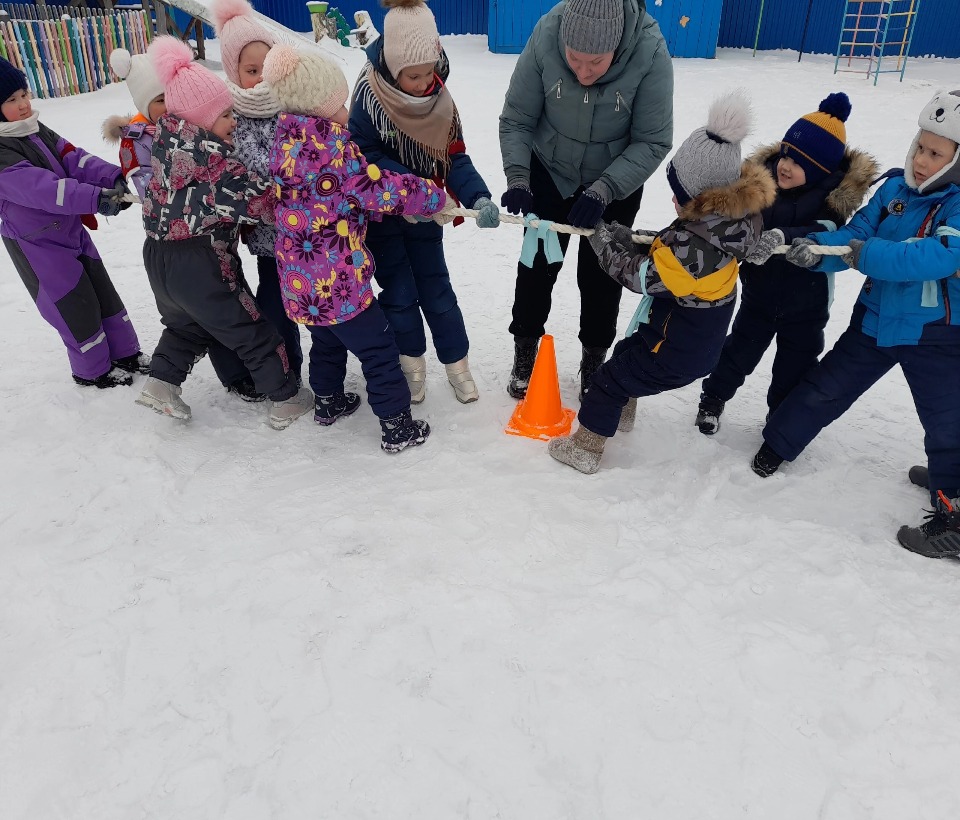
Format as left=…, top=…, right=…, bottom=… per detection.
left=500, top=181, right=534, bottom=216
left=567, top=181, right=611, bottom=229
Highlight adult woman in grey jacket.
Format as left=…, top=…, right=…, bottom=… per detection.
left=499, top=0, right=673, bottom=399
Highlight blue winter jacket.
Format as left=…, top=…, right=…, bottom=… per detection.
left=810, top=174, right=960, bottom=347
left=348, top=38, right=491, bottom=210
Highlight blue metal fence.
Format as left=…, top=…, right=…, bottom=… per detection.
left=718, top=0, right=959, bottom=59
left=250, top=0, right=488, bottom=36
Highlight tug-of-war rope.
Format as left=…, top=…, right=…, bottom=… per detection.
left=120, top=195, right=852, bottom=257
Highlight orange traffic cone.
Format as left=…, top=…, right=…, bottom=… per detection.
left=505, top=334, right=576, bottom=441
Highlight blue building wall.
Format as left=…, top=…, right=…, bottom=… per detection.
left=718, top=0, right=960, bottom=59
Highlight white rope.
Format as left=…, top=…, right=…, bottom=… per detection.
left=119, top=195, right=851, bottom=257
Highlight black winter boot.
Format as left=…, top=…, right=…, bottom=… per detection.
left=112, top=352, right=151, bottom=374
left=380, top=409, right=430, bottom=453
left=897, top=493, right=960, bottom=558
left=751, top=442, right=784, bottom=477
left=507, top=336, right=539, bottom=400
left=579, top=345, right=608, bottom=400
left=315, top=391, right=361, bottom=425
left=908, top=465, right=929, bottom=489
left=227, top=375, right=265, bottom=403
left=73, top=367, right=133, bottom=388
left=695, top=393, right=725, bottom=435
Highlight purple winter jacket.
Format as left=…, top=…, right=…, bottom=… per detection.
left=0, top=121, right=122, bottom=267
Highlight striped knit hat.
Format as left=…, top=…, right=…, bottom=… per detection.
left=780, top=93, right=851, bottom=185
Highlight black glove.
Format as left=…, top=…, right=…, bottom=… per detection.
left=784, top=237, right=819, bottom=269
left=500, top=182, right=534, bottom=216
left=841, top=239, right=864, bottom=270
left=567, top=187, right=607, bottom=229
left=111, top=177, right=133, bottom=211
left=97, top=188, right=122, bottom=217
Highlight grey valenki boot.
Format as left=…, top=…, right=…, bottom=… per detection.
left=618, top=397, right=637, bottom=433
left=548, top=425, right=608, bottom=474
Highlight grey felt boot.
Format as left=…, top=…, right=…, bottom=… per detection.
left=547, top=425, right=607, bottom=474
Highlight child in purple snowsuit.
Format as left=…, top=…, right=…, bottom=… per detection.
left=0, top=57, right=147, bottom=388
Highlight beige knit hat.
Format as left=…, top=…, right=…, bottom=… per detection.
left=261, top=44, right=348, bottom=119
left=382, top=0, right=441, bottom=79
left=211, top=0, right=276, bottom=87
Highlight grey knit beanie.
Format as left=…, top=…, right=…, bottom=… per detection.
left=667, top=91, right=752, bottom=206
left=560, top=0, right=624, bottom=54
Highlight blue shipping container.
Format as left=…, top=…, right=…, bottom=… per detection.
left=250, top=0, right=487, bottom=36
left=488, top=0, right=724, bottom=57
left=718, top=0, right=960, bottom=59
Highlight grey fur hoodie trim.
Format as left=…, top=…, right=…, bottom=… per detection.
left=102, top=114, right=133, bottom=144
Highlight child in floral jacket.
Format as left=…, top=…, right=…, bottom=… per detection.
left=263, top=45, right=455, bottom=453
left=136, top=36, right=312, bottom=429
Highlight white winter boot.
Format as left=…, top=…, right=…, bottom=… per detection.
left=399, top=354, right=427, bottom=403
left=268, top=386, right=314, bottom=430
left=445, top=356, right=479, bottom=403
left=135, top=376, right=192, bottom=420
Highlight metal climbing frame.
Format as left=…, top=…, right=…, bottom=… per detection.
left=834, top=0, right=921, bottom=85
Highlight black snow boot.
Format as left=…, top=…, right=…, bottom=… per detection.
left=695, top=393, right=725, bottom=435
left=908, top=465, right=929, bottom=489
left=112, top=352, right=151, bottom=374
left=751, top=442, right=784, bottom=477
left=315, top=391, right=361, bottom=425
left=380, top=409, right=430, bottom=454
left=897, top=492, right=960, bottom=558
left=73, top=367, right=133, bottom=388
left=579, top=345, right=608, bottom=400
left=227, top=375, right=265, bottom=403
left=507, top=336, right=539, bottom=400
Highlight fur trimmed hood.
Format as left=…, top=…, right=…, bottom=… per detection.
left=746, top=142, right=881, bottom=222
left=678, top=161, right=777, bottom=222
left=102, top=114, right=133, bottom=144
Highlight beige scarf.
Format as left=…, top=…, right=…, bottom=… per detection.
left=359, top=63, right=457, bottom=177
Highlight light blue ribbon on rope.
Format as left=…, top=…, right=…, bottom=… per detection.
left=624, top=258, right=653, bottom=337
left=519, top=213, right=564, bottom=268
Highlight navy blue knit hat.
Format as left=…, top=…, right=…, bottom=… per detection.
left=780, top=93, right=851, bottom=185
left=0, top=57, right=28, bottom=120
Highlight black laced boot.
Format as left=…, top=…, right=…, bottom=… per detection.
left=751, top=442, right=784, bottom=477
left=507, top=336, right=539, bottom=400
left=897, top=492, right=960, bottom=558
left=112, top=352, right=151, bottom=374
left=380, top=409, right=430, bottom=453
left=73, top=367, right=133, bottom=388
left=315, top=391, right=361, bottom=425
left=695, top=393, right=725, bottom=435
left=579, top=345, right=608, bottom=400
left=227, top=375, right=265, bottom=403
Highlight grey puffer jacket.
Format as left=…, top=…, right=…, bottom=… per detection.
left=233, top=113, right=279, bottom=257
left=499, top=0, right=673, bottom=201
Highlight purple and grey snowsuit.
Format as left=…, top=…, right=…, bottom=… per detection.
left=0, top=119, right=140, bottom=379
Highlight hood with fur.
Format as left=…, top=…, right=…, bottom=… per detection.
left=102, top=114, right=133, bottom=144
left=678, top=161, right=777, bottom=222
left=746, top=142, right=881, bottom=221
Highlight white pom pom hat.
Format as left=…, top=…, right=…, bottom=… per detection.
left=110, top=47, right=165, bottom=120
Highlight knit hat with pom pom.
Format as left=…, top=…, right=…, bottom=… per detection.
left=382, top=0, right=441, bottom=79
left=110, top=48, right=165, bottom=120
left=210, top=0, right=275, bottom=87
left=149, top=36, right=232, bottom=132
left=780, top=93, right=851, bottom=185
left=667, top=91, right=753, bottom=207
left=261, top=44, right=348, bottom=119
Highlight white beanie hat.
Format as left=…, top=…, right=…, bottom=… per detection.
left=110, top=48, right=165, bottom=119
left=904, top=90, right=960, bottom=193
left=382, top=0, right=441, bottom=79
left=262, top=44, right=349, bottom=119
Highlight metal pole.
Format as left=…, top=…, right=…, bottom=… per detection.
left=798, top=0, right=815, bottom=61
left=752, top=0, right=767, bottom=56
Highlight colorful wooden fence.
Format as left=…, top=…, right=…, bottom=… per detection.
left=0, top=5, right=151, bottom=99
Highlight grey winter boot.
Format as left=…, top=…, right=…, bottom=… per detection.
left=579, top=345, right=608, bottom=400
left=136, top=376, right=191, bottom=420
left=268, top=387, right=314, bottom=430
left=618, top=397, right=638, bottom=433
left=547, top=425, right=608, bottom=474
left=445, top=356, right=479, bottom=403
left=695, top=393, right=725, bottom=435
left=897, top=493, right=960, bottom=558
left=908, top=465, right=929, bottom=489
left=507, top=336, right=539, bottom=400
left=399, top=354, right=427, bottom=403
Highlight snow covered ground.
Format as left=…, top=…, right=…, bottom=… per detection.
left=2, top=35, right=960, bottom=819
